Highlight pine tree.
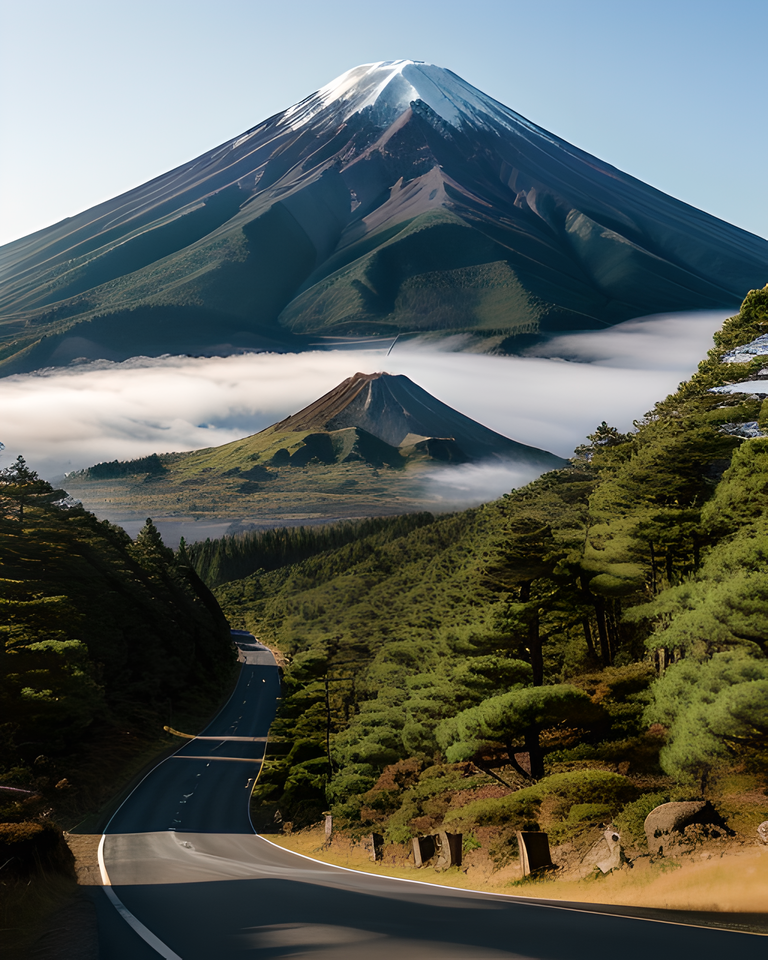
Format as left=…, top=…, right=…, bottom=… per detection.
left=129, top=518, right=175, bottom=570
left=0, top=456, right=54, bottom=522
left=436, top=685, right=605, bottom=780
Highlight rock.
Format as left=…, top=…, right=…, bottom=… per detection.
left=643, top=801, right=723, bottom=856
left=757, top=821, right=768, bottom=845
left=596, top=830, right=623, bottom=873
left=363, top=833, right=383, bottom=861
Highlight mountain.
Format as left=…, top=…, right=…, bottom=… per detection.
left=64, top=371, right=565, bottom=521
left=270, top=371, right=560, bottom=464
left=2, top=60, right=766, bottom=374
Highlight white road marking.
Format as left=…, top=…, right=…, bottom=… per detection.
left=96, top=663, right=278, bottom=958
left=102, top=885, right=184, bottom=960
left=182, top=735, right=269, bottom=743
left=99, top=836, right=184, bottom=958
left=171, top=755, right=261, bottom=762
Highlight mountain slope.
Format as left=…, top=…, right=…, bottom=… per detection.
left=1, top=60, right=766, bottom=373
left=64, top=372, right=565, bottom=521
left=272, top=371, right=559, bottom=464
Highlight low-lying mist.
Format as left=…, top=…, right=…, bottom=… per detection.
left=0, top=311, right=728, bottom=504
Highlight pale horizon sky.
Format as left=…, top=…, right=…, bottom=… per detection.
left=2, top=0, right=768, bottom=246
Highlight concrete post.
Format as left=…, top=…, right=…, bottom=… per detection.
left=516, top=831, right=552, bottom=876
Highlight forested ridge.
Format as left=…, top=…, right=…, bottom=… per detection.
left=0, top=463, right=235, bottom=824
left=186, top=514, right=437, bottom=588
left=207, top=288, right=768, bottom=855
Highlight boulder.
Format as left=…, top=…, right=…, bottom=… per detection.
left=412, top=835, right=436, bottom=867
left=757, top=821, right=768, bottom=845
left=644, top=801, right=723, bottom=855
left=364, top=832, right=383, bottom=861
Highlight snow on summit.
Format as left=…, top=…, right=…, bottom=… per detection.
left=2, top=57, right=767, bottom=378
left=280, top=59, right=523, bottom=131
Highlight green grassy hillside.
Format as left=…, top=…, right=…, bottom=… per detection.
left=63, top=425, right=445, bottom=522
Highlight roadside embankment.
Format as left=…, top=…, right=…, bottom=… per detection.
left=270, top=825, right=768, bottom=917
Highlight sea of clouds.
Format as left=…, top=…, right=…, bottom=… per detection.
left=1, top=310, right=728, bottom=509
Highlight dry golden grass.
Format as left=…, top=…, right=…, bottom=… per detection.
left=270, top=827, right=768, bottom=914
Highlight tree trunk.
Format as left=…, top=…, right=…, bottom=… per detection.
left=524, top=725, right=544, bottom=780
left=324, top=678, right=333, bottom=778
left=504, top=740, right=534, bottom=781
left=593, top=596, right=612, bottom=666
left=529, top=608, right=543, bottom=687
left=581, top=617, right=596, bottom=659
left=519, top=580, right=543, bottom=686
left=607, top=599, right=622, bottom=660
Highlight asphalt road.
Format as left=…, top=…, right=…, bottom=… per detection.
left=96, top=636, right=767, bottom=959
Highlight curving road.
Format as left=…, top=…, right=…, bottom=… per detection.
left=94, top=635, right=767, bottom=959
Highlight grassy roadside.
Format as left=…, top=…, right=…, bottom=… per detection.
left=269, top=826, right=768, bottom=918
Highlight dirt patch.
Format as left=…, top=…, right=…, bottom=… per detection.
left=64, top=833, right=102, bottom=886
left=449, top=784, right=509, bottom=807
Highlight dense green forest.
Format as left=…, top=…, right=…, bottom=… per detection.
left=206, top=288, right=768, bottom=849
left=0, top=459, right=235, bottom=819
left=186, top=514, right=436, bottom=587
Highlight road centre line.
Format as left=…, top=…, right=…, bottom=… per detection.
left=171, top=755, right=262, bottom=762
left=184, top=737, right=269, bottom=743
left=96, top=662, right=276, bottom=958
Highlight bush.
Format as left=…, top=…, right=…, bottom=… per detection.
left=534, top=770, right=638, bottom=810
left=567, top=803, right=614, bottom=824
left=614, top=791, right=670, bottom=849
left=444, top=792, right=540, bottom=828
left=463, top=832, right=482, bottom=851
left=444, top=770, right=636, bottom=828
left=0, top=821, right=73, bottom=877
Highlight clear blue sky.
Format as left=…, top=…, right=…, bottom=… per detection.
left=2, top=0, right=767, bottom=245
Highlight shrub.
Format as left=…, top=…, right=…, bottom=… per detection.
left=443, top=792, right=540, bottom=828
left=567, top=803, right=614, bottom=824
left=534, top=770, right=638, bottom=810
left=614, top=791, right=670, bottom=848
left=0, top=821, right=73, bottom=877
left=444, top=770, right=636, bottom=828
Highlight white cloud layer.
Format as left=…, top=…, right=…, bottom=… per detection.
left=1, top=311, right=729, bottom=495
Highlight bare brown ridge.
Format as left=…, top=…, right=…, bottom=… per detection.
left=271, top=372, right=385, bottom=433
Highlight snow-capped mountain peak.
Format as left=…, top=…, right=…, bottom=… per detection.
left=2, top=59, right=766, bottom=378
left=280, top=59, right=516, bottom=131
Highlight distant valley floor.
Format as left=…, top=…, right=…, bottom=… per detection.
left=64, top=460, right=453, bottom=545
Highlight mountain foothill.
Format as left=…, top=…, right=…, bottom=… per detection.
left=64, top=371, right=566, bottom=521
left=1, top=60, right=766, bottom=374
